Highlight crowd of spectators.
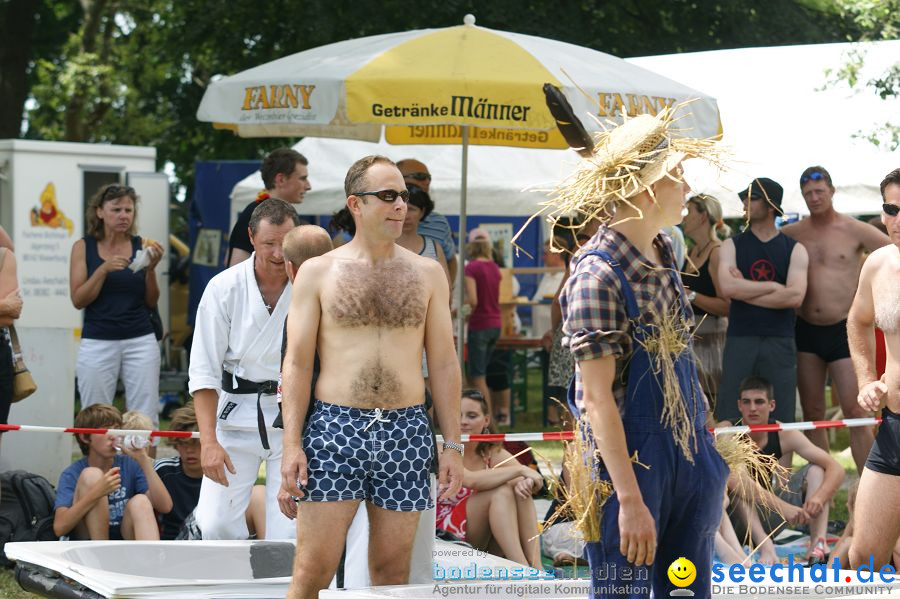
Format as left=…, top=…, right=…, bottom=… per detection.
left=6, top=155, right=897, bottom=580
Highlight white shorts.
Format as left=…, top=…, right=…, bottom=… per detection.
left=76, top=333, right=160, bottom=426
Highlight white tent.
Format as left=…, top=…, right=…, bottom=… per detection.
left=231, top=40, right=900, bottom=221
left=230, top=139, right=580, bottom=222
left=630, top=40, right=900, bottom=218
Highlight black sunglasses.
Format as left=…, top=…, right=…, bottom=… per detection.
left=404, top=172, right=431, bottom=182
left=353, top=189, right=410, bottom=203
left=800, top=171, right=826, bottom=185
left=462, top=389, right=486, bottom=401
left=884, top=203, right=900, bottom=217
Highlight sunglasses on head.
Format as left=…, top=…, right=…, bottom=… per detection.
left=102, top=184, right=135, bottom=201
left=800, top=171, right=826, bottom=185
left=404, top=172, right=431, bottom=182
left=884, top=203, right=900, bottom=217
left=462, top=389, right=486, bottom=402
left=353, top=189, right=410, bottom=203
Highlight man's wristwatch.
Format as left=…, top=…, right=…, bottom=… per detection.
left=443, top=440, right=464, bottom=455
left=686, top=290, right=697, bottom=302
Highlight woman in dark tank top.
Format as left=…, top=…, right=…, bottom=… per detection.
left=68, top=184, right=165, bottom=427
left=682, top=194, right=731, bottom=403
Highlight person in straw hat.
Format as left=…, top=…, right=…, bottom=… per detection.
left=556, top=109, right=729, bottom=599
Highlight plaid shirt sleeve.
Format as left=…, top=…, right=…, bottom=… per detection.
left=561, top=259, right=630, bottom=363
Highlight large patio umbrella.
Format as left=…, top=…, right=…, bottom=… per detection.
left=197, top=14, right=721, bottom=361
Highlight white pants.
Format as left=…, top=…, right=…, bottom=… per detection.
left=195, top=427, right=294, bottom=540
left=76, top=333, right=160, bottom=426
left=339, top=480, right=436, bottom=588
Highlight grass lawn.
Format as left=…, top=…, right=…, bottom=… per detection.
left=0, top=370, right=860, bottom=595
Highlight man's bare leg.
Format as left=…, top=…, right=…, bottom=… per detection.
left=288, top=500, right=361, bottom=599
left=850, top=469, right=900, bottom=569
left=797, top=352, right=829, bottom=452
left=830, top=358, right=875, bottom=473
left=366, top=502, right=421, bottom=585
left=803, top=465, right=828, bottom=556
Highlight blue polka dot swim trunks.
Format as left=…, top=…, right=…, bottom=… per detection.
left=300, top=401, right=434, bottom=511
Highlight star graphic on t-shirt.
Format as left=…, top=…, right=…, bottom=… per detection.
left=749, top=259, right=776, bottom=281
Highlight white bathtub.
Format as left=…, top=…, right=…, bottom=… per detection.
left=5, top=539, right=531, bottom=598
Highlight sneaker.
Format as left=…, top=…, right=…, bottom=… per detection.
left=807, top=538, right=828, bottom=566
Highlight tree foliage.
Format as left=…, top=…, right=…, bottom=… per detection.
left=826, top=0, right=900, bottom=150
left=12, top=0, right=865, bottom=191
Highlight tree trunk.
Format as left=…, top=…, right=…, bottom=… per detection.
left=0, top=0, right=39, bottom=139
left=65, top=0, right=109, bottom=141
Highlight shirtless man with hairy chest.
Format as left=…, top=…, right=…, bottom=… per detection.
left=848, top=168, right=900, bottom=570
left=782, top=166, right=888, bottom=472
left=279, top=156, right=463, bottom=599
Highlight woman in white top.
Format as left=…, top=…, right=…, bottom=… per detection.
left=396, top=184, right=450, bottom=283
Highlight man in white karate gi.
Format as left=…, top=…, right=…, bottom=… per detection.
left=189, top=198, right=300, bottom=539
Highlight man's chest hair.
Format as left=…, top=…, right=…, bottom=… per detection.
left=328, top=259, right=427, bottom=328
left=874, top=275, right=900, bottom=334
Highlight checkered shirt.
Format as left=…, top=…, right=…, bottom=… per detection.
left=560, top=226, right=693, bottom=413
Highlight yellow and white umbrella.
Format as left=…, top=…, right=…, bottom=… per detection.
left=198, top=15, right=720, bottom=144
left=197, top=15, right=721, bottom=360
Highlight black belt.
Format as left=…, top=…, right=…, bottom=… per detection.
left=222, top=371, right=278, bottom=450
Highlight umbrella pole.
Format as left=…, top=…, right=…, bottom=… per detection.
left=456, top=126, right=469, bottom=369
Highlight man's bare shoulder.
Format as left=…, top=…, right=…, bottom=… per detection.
left=780, top=220, right=806, bottom=238
left=295, top=253, right=338, bottom=283
left=864, top=244, right=896, bottom=268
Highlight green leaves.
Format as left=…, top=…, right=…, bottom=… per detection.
left=12, top=0, right=883, bottom=189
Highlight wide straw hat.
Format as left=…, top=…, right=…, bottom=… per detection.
left=542, top=106, right=724, bottom=226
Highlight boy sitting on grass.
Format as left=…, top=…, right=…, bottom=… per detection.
left=53, top=404, right=171, bottom=540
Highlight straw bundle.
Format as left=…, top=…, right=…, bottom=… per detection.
left=542, top=418, right=617, bottom=543
left=633, top=302, right=699, bottom=463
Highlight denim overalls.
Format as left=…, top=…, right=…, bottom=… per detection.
left=569, top=249, right=729, bottom=599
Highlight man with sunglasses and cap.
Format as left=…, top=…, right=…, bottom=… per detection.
left=848, top=168, right=900, bottom=570
left=716, top=177, right=809, bottom=427
left=397, top=159, right=458, bottom=287
left=280, top=155, right=462, bottom=598
left=781, top=166, right=889, bottom=473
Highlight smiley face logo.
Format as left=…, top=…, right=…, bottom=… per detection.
left=668, top=557, right=696, bottom=588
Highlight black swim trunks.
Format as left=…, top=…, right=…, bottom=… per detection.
left=795, top=317, right=851, bottom=363
left=865, top=408, right=900, bottom=476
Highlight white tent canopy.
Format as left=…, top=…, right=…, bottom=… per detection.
left=630, top=40, right=900, bottom=218
left=232, top=40, right=899, bottom=221
left=230, top=139, right=580, bottom=221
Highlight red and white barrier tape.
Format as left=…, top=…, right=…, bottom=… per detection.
left=0, top=416, right=883, bottom=444
left=457, top=416, right=884, bottom=442
left=0, top=424, right=198, bottom=439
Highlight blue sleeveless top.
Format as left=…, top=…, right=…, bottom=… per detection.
left=82, top=236, right=154, bottom=340
left=727, top=230, right=797, bottom=337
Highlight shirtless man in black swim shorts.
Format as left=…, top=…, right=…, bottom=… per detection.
left=847, top=168, right=900, bottom=568
left=783, top=166, right=888, bottom=472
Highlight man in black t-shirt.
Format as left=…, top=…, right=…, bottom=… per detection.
left=227, top=148, right=311, bottom=266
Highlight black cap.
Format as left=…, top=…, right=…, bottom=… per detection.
left=738, top=177, right=784, bottom=216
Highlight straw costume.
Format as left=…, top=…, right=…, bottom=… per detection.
left=556, top=109, right=729, bottom=599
